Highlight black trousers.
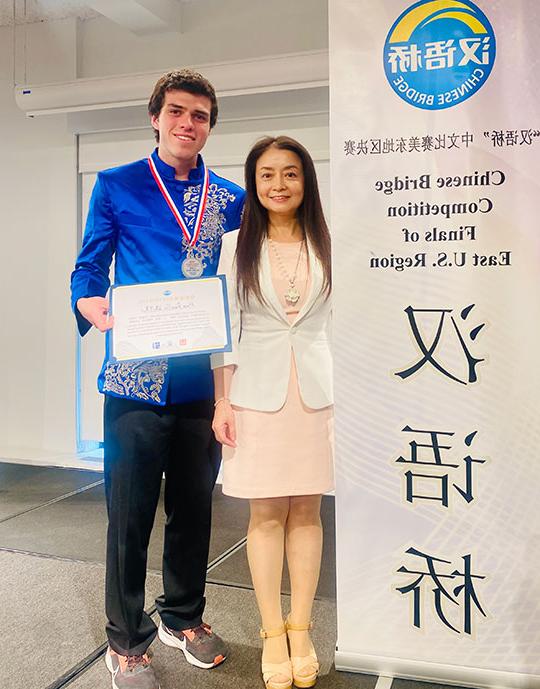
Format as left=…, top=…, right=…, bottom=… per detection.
left=103, top=394, right=220, bottom=655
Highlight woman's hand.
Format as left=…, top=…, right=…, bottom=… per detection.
left=212, top=399, right=237, bottom=448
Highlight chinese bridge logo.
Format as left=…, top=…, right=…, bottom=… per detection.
left=384, top=0, right=496, bottom=110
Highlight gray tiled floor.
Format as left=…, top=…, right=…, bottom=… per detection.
left=0, top=550, right=163, bottom=689
left=0, top=480, right=249, bottom=568
left=0, top=463, right=101, bottom=521
left=0, top=462, right=469, bottom=689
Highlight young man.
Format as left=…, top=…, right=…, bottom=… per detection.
left=71, top=70, right=245, bottom=689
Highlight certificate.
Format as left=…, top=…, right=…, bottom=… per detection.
left=110, top=276, right=231, bottom=362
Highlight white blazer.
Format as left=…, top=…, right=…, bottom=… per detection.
left=210, top=229, right=333, bottom=411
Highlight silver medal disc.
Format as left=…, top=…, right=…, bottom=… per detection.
left=181, top=256, right=204, bottom=278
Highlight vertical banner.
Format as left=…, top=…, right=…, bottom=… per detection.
left=330, top=1, right=540, bottom=687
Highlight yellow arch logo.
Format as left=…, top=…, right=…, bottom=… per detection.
left=390, top=0, right=488, bottom=43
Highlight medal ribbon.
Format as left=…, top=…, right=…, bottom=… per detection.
left=148, top=155, right=209, bottom=247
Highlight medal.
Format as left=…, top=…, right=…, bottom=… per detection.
left=148, top=154, right=209, bottom=278
left=181, top=255, right=204, bottom=278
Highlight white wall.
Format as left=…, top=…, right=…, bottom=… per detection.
left=0, top=1, right=328, bottom=464
left=78, top=0, right=328, bottom=79
left=0, top=25, right=78, bottom=460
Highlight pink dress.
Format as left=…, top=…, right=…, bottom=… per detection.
left=221, top=241, right=334, bottom=499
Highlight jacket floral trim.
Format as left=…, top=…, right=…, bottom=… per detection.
left=103, top=359, right=168, bottom=404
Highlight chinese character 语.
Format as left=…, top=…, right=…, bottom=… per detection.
left=396, top=427, right=486, bottom=507
left=425, top=40, right=456, bottom=70
left=387, top=44, right=422, bottom=73
left=506, top=130, right=519, bottom=146
left=396, top=548, right=487, bottom=634
left=395, top=304, right=486, bottom=385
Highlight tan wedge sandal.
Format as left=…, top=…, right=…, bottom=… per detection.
left=260, top=625, right=293, bottom=689
left=285, top=618, right=319, bottom=688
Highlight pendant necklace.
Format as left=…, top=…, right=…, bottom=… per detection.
left=268, top=237, right=305, bottom=306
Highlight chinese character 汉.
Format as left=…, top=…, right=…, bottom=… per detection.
left=395, top=304, right=485, bottom=385
left=458, top=36, right=491, bottom=66
left=520, top=129, right=534, bottom=146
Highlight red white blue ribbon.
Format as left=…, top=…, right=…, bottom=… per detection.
left=148, top=156, right=209, bottom=247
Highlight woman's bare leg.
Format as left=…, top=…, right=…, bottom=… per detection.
left=247, top=497, right=291, bottom=682
left=285, top=494, right=323, bottom=670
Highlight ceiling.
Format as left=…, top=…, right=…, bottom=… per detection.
left=0, top=0, right=189, bottom=28
left=0, top=1, right=98, bottom=26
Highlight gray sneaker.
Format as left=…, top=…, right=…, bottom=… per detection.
left=158, top=620, right=227, bottom=669
left=105, top=647, right=160, bottom=689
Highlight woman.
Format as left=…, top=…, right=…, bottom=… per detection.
left=211, top=136, right=333, bottom=689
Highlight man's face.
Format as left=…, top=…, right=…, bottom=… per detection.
left=151, top=89, right=212, bottom=168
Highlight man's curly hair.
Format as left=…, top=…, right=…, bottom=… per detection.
left=148, top=69, right=218, bottom=141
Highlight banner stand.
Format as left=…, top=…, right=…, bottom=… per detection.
left=335, top=652, right=540, bottom=689
left=331, top=1, right=540, bottom=686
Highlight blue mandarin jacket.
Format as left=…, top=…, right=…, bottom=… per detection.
left=71, top=150, right=245, bottom=405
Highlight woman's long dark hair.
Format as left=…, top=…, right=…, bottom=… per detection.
left=235, top=136, right=331, bottom=305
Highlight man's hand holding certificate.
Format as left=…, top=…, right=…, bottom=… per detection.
left=110, top=276, right=231, bottom=362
